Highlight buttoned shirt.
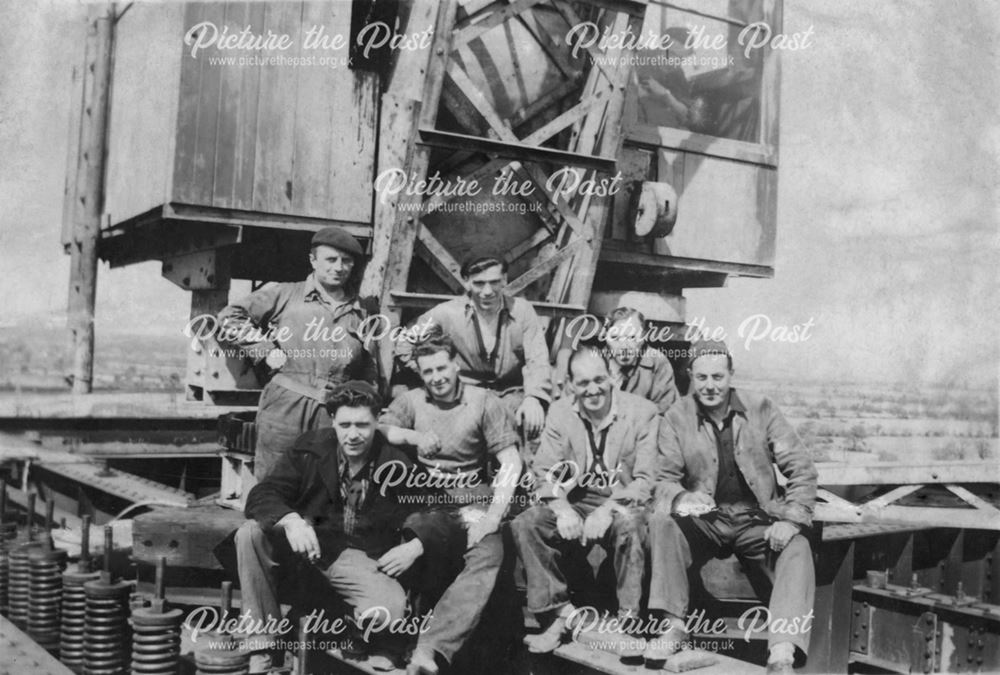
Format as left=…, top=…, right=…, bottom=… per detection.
left=533, top=390, right=660, bottom=505
left=216, top=274, right=377, bottom=393
left=655, top=389, right=818, bottom=527
left=337, top=451, right=375, bottom=536
left=396, top=294, right=551, bottom=402
left=615, top=350, right=679, bottom=414
left=696, top=393, right=757, bottom=508
left=379, top=383, right=519, bottom=481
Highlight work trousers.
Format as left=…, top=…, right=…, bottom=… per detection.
left=254, top=381, right=330, bottom=479
left=404, top=508, right=503, bottom=665
left=234, top=521, right=407, bottom=634
left=647, top=509, right=814, bottom=654
left=511, top=499, right=646, bottom=615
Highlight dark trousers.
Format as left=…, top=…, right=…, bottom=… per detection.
left=406, top=509, right=503, bottom=664
left=511, top=499, right=645, bottom=615
left=647, top=509, right=814, bottom=654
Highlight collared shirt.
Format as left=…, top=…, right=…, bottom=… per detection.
left=217, top=273, right=377, bottom=391
left=337, top=450, right=375, bottom=536
left=696, top=391, right=757, bottom=508
left=396, top=294, right=551, bottom=402
left=614, top=349, right=679, bottom=414
left=533, top=390, right=660, bottom=505
left=379, top=383, right=519, bottom=480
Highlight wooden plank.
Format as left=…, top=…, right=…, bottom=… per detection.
left=252, top=1, right=301, bottom=214
left=815, top=504, right=1000, bottom=531
left=946, top=484, right=1000, bottom=517
left=599, top=244, right=773, bottom=277
left=328, top=67, right=378, bottom=223
left=366, top=0, right=454, bottom=375
left=171, top=2, right=206, bottom=204
left=388, top=292, right=584, bottom=318
left=626, top=125, right=778, bottom=167
left=231, top=2, right=265, bottom=211
left=506, top=238, right=586, bottom=295
left=61, top=58, right=84, bottom=246
left=453, top=0, right=547, bottom=49
left=804, top=540, right=854, bottom=673
left=188, top=1, right=227, bottom=205
left=211, top=1, right=247, bottom=209
left=760, top=0, right=782, bottom=151
left=291, top=1, right=335, bottom=217
left=815, top=461, right=1000, bottom=486
left=415, top=226, right=466, bottom=293
left=418, top=127, right=617, bottom=172
left=866, top=485, right=923, bottom=509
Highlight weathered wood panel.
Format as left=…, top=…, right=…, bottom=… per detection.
left=103, top=2, right=184, bottom=225
left=652, top=154, right=775, bottom=266
left=168, top=1, right=378, bottom=224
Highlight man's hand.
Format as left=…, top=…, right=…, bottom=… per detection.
left=581, top=505, right=614, bottom=544
left=466, top=513, right=501, bottom=549
left=265, top=347, right=287, bottom=370
left=673, top=491, right=716, bottom=517
left=763, top=521, right=800, bottom=552
left=377, top=539, right=424, bottom=577
left=552, top=503, right=584, bottom=541
left=279, top=514, right=320, bottom=561
left=516, top=397, right=545, bottom=439
left=413, top=431, right=441, bottom=459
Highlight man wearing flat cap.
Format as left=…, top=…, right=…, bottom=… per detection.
left=644, top=340, right=817, bottom=674
left=218, top=227, right=379, bottom=478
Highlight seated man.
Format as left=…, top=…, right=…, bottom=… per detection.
left=395, top=256, right=551, bottom=439
left=603, top=306, right=679, bottom=414
left=511, top=345, right=660, bottom=657
left=379, top=334, right=522, bottom=675
left=234, top=381, right=441, bottom=671
left=645, top=341, right=817, bottom=674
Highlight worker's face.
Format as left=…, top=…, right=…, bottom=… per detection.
left=332, top=406, right=377, bottom=460
left=606, top=316, right=644, bottom=367
left=416, top=350, right=461, bottom=402
left=570, top=352, right=613, bottom=417
left=464, top=264, right=506, bottom=313
left=689, top=354, right=733, bottom=412
left=310, top=245, right=355, bottom=290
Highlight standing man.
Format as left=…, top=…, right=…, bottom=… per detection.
left=604, top=307, right=679, bottom=414
left=217, top=227, right=378, bottom=477
left=511, top=345, right=659, bottom=657
left=645, top=340, right=817, bottom=674
left=395, top=256, right=550, bottom=439
left=379, top=334, right=522, bottom=675
left=234, top=382, right=442, bottom=671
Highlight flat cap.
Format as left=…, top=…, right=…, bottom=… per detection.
left=311, top=227, right=364, bottom=258
left=687, top=339, right=731, bottom=367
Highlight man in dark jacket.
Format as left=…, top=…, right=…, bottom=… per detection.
left=234, top=381, right=441, bottom=670
left=645, top=341, right=817, bottom=674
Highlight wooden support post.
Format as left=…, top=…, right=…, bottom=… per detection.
left=361, top=0, right=456, bottom=376
left=66, top=4, right=114, bottom=394
left=804, top=539, right=855, bottom=674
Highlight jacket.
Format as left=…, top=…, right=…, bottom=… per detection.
left=244, top=428, right=445, bottom=565
left=654, top=390, right=817, bottom=527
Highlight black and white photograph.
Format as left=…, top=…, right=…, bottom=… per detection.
left=0, top=1, right=997, bottom=673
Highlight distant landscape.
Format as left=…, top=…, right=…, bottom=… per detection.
left=2, top=325, right=997, bottom=465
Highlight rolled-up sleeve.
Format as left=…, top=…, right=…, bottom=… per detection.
left=216, top=283, right=291, bottom=361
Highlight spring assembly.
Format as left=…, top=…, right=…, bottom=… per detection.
left=194, top=648, right=250, bottom=675
left=8, top=492, right=42, bottom=629
left=129, top=557, right=182, bottom=675
left=62, top=515, right=99, bottom=673
left=27, top=546, right=68, bottom=654
left=0, top=479, right=16, bottom=616
left=82, top=526, right=132, bottom=675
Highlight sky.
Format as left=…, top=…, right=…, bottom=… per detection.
left=0, top=0, right=997, bottom=388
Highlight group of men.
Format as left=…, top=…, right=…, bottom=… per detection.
left=218, top=227, right=818, bottom=675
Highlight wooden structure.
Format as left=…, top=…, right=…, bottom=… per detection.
left=61, top=0, right=784, bottom=398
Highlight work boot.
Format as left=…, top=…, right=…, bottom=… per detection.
left=642, top=622, right=688, bottom=668
left=525, top=604, right=577, bottom=654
